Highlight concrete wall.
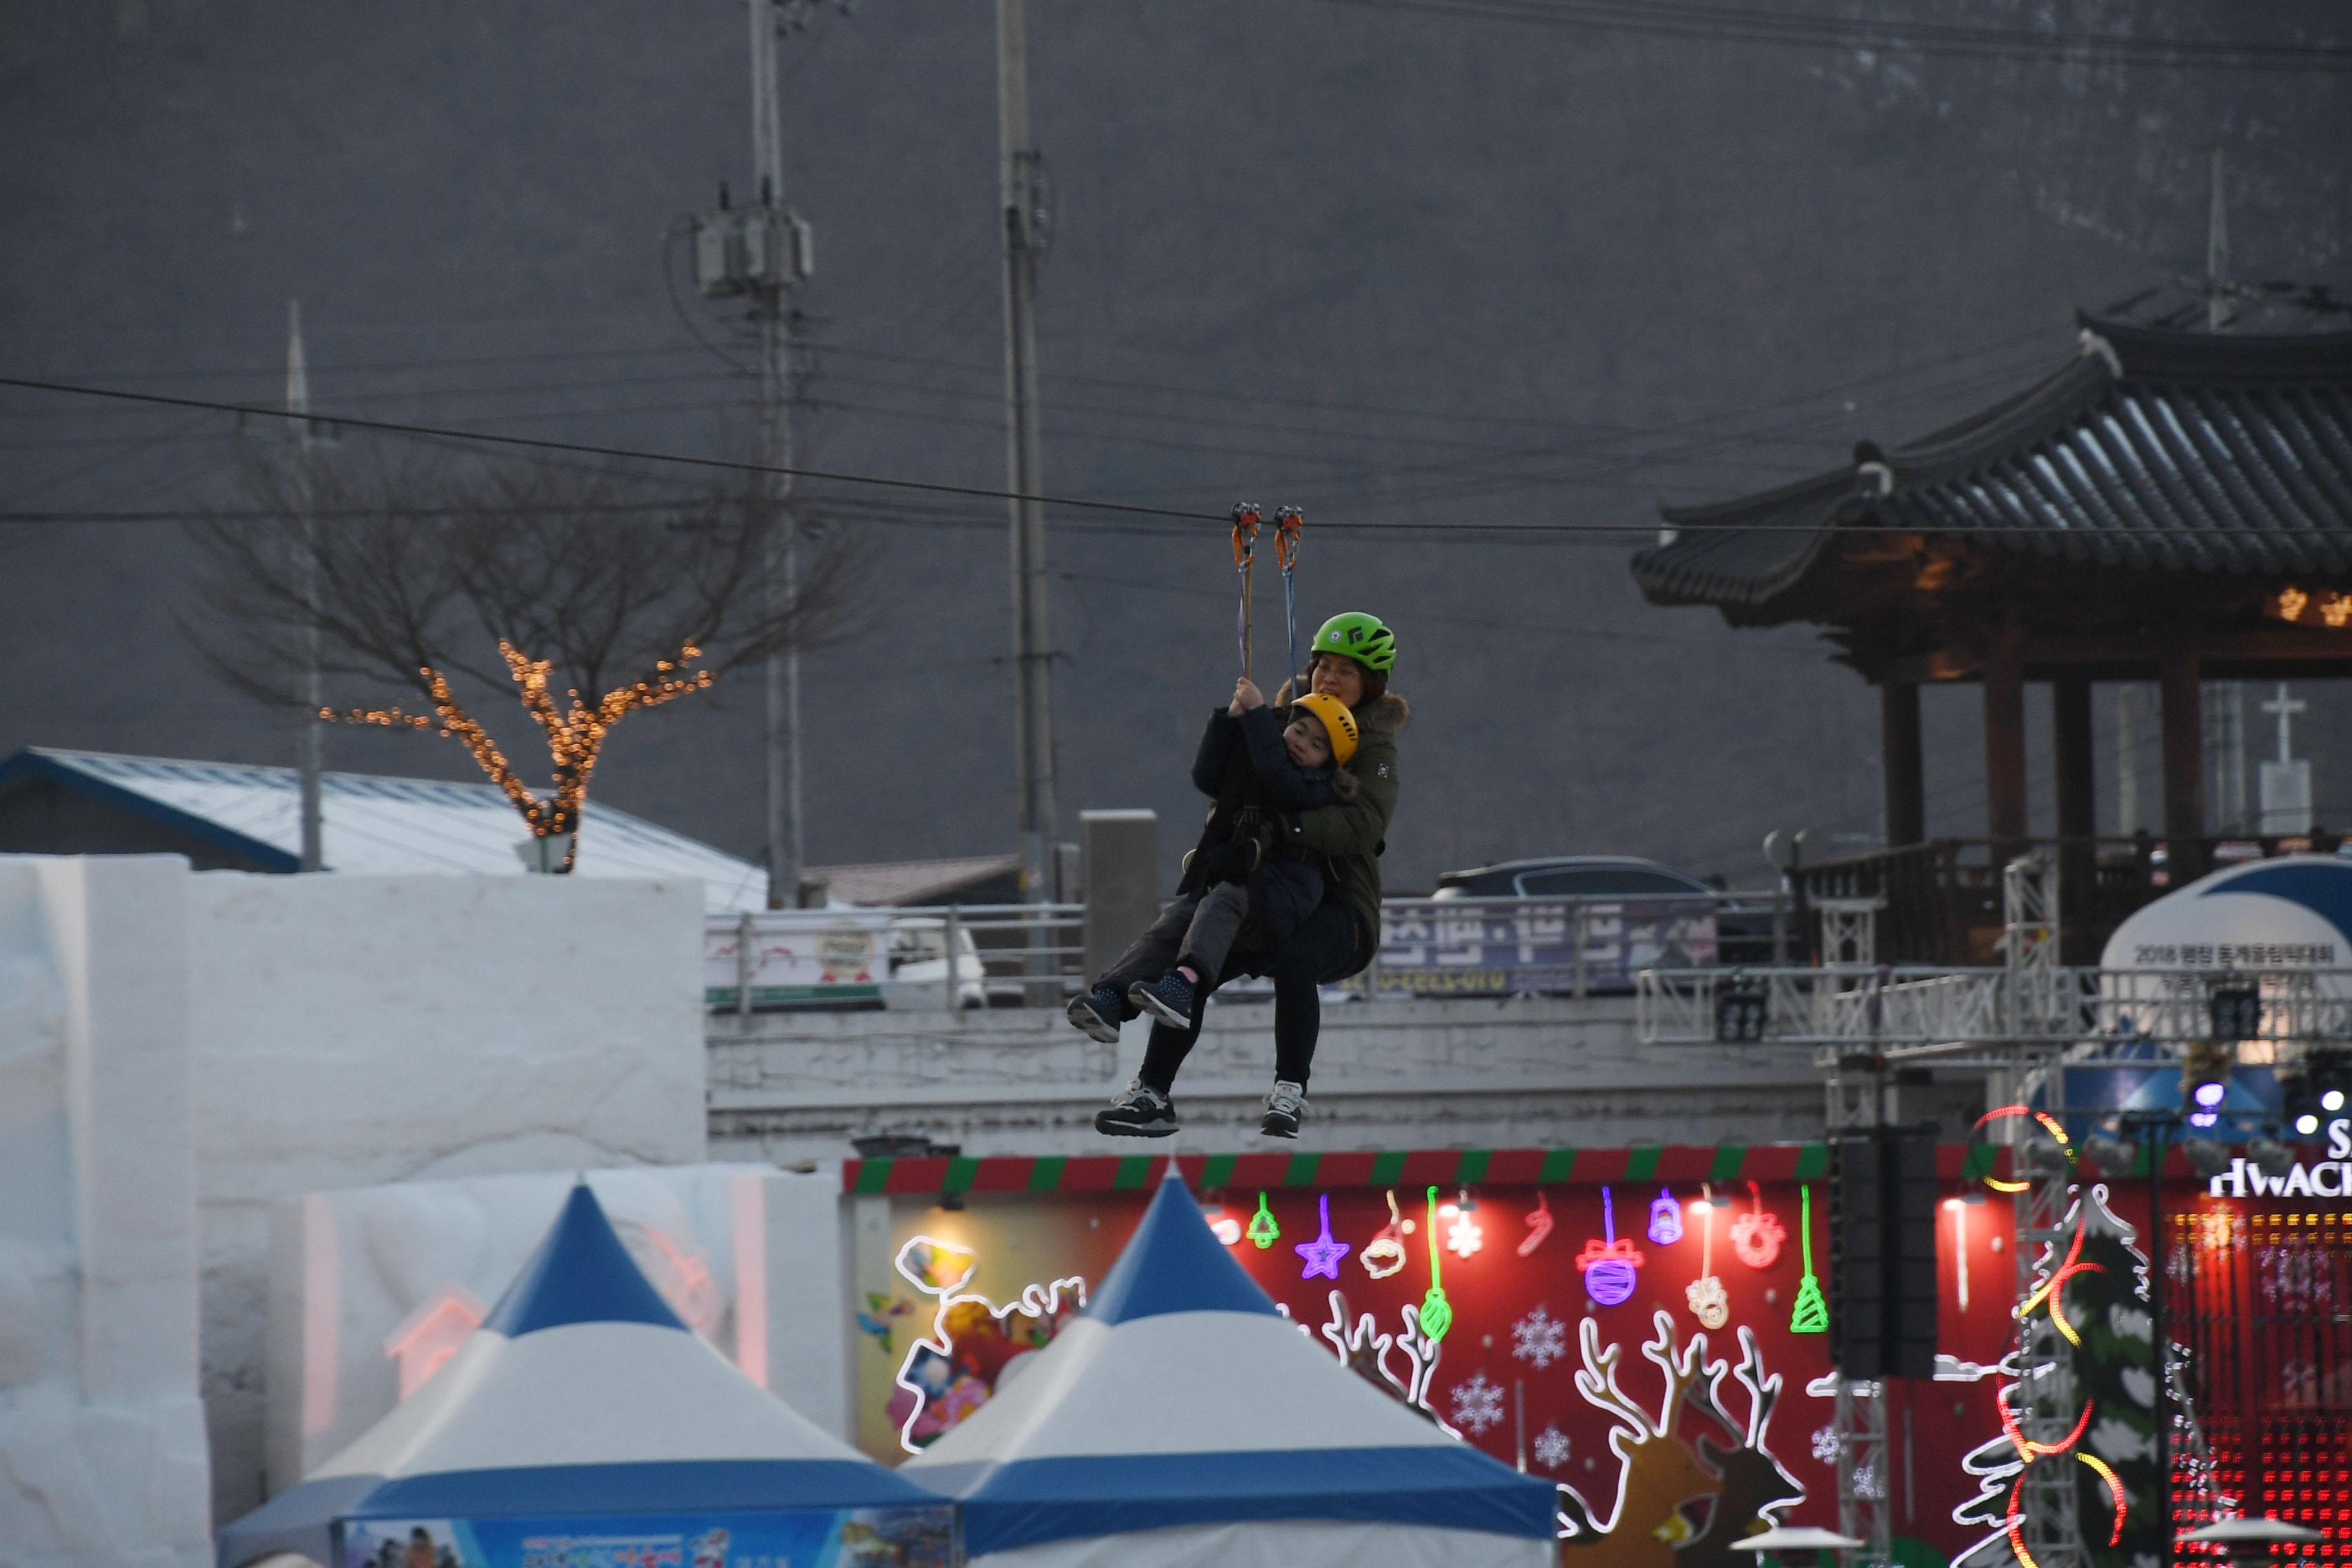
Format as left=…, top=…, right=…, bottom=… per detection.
left=707, top=995, right=1827, bottom=1159
left=0, top=855, right=211, bottom=1568
left=186, top=872, right=708, bottom=1524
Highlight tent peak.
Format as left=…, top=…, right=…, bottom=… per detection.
left=1084, top=1171, right=1281, bottom=1326
left=481, top=1182, right=687, bottom=1338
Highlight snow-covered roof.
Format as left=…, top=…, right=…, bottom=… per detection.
left=2, top=748, right=766, bottom=914
left=808, top=854, right=1021, bottom=906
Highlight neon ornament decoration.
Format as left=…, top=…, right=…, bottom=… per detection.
left=1686, top=1188, right=1728, bottom=1329
left=1246, top=1191, right=1280, bottom=1250
left=1647, top=1186, right=1683, bottom=1246
left=1418, top=1186, right=1454, bottom=1343
left=1518, top=1190, right=1554, bottom=1257
left=1574, top=1186, right=1644, bottom=1308
left=1361, top=1189, right=1408, bottom=1280
left=1788, top=1185, right=1828, bottom=1333
left=1200, top=1206, right=1242, bottom=1247
left=1295, top=1193, right=1351, bottom=1280
left=1729, top=1180, right=1786, bottom=1269
left=1446, top=1190, right=1484, bottom=1259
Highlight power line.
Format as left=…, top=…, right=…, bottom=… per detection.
left=10, top=371, right=2352, bottom=540
left=1308, top=0, right=2352, bottom=72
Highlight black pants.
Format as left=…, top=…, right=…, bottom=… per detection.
left=1127, top=899, right=1360, bottom=1094
left=1095, top=882, right=1255, bottom=992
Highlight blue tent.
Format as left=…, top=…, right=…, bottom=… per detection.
left=905, top=1173, right=1559, bottom=1568
left=217, top=1184, right=946, bottom=1568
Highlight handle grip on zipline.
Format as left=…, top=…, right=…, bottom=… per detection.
left=1273, top=505, right=1304, bottom=571
left=1230, top=503, right=1262, bottom=566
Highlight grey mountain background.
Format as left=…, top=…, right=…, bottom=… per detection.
left=4, top=0, right=2347, bottom=892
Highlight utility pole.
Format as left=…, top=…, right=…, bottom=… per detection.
left=285, top=299, right=324, bottom=872
left=2204, top=146, right=2247, bottom=833
left=997, top=0, right=1057, bottom=905
left=694, top=0, right=816, bottom=908
left=751, top=0, right=801, bottom=911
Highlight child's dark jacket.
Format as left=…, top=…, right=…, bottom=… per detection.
left=1174, top=705, right=1353, bottom=957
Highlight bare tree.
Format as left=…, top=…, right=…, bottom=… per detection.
left=189, top=446, right=868, bottom=870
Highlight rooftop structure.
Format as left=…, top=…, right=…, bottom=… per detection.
left=1633, top=314, right=2352, bottom=955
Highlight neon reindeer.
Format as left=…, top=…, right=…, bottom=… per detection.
left=1558, top=1311, right=1720, bottom=1568
left=1674, top=1327, right=1804, bottom=1568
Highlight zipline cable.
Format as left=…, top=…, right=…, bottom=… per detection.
left=1231, top=503, right=1262, bottom=678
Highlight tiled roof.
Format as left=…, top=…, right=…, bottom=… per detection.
left=1632, top=316, right=2352, bottom=609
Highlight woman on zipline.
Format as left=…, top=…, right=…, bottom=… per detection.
left=1068, top=609, right=1406, bottom=1139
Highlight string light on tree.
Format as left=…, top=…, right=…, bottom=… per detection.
left=324, top=638, right=713, bottom=870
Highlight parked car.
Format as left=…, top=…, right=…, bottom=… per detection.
left=1431, top=856, right=1783, bottom=966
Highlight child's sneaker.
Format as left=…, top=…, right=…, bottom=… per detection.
left=1065, top=983, right=1127, bottom=1044
left=1260, top=1079, right=1308, bottom=1139
left=1127, top=970, right=1197, bottom=1030
left=1094, top=1079, right=1180, bottom=1138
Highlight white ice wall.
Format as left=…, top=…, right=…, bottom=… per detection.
left=0, top=855, right=211, bottom=1568
left=262, top=1164, right=851, bottom=1489
left=186, top=872, right=708, bottom=1526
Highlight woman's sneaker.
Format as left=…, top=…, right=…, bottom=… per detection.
left=1095, top=1079, right=1180, bottom=1138
left=1127, top=970, right=1197, bottom=1030
left=1065, top=983, right=1127, bottom=1044
left=1260, top=1079, right=1308, bottom=1139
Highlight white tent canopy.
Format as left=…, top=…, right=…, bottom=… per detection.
left=905, top=1173, right=1558, bottom=1568
left=217, top=1184, right=943, bottom=1568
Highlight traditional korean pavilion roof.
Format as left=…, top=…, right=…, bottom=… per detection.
left=1632, top=315, right=2352, bottom=627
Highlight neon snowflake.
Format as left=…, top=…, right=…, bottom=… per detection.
left=1449, top=1371, right=1507, bottom=1435
left=1534, top=1424, right=1571, bottom=1469
left=1512, top=1304, right=1568, bottom=1369
left=1811, top=1424, right=1839, bottom=1464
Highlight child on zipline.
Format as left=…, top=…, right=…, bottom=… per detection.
left=1065, top=674, right=1360, bottom=1050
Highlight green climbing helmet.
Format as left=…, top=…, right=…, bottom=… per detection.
left=1311, top=611, right=1396, bottom=673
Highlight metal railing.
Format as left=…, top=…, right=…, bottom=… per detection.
left=707, top=889, right=1788, bottom=1012
left=1636, top=962, right=2352, bottom=1054
left=707, top=903, right=1084, bottom=1014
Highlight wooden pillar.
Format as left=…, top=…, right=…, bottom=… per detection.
left=1881, top=680, right=1925, bottom=847
left=2053, top=674, right=2095, bottom=841
left=2160, top=649, right=2206, bottom=881
left=1983, top=635, right=2028, bottom=849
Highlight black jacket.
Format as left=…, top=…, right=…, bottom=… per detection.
left=1175, top=707, right=1343, bottom=953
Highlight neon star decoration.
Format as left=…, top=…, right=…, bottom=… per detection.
left=1729, top=1180, right=1786, bottom=1269
left=1575, top=1186, right=1645, bottom=1308
left=1518, top=1190, right=1554, bottom=1256
left=1361, top=1190, right=1407, bottom=1279
left=1445, top=1190, right=1485, bottom=1259
left=1418, top=1187, right=1454, bottom=1342
left=1246, top=1192, right=1281, bottom=1250
left=1686, top=1190, right=1728, bottom=1329
left=1296, top=1194, right=1351, bottom=1279
left=1647, top=1186, right=1683, bottom=1246
left=1789, top=1186, right=1828, bottom=1333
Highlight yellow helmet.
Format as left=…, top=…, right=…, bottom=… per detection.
left=1289, top=691, right=1360, bottom=768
